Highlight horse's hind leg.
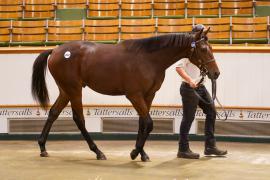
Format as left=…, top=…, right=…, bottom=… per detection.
left=38, top=92, right=69, bottom=157
left=70, top=95, right=106, bottom=160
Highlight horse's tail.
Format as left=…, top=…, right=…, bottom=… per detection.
left=31, top=49, right=53, bottom=109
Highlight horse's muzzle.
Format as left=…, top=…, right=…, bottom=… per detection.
left=208, top=71, right=220, bottom=80
left=213, top=71, right=220, bottom=79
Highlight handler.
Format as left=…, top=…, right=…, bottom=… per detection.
left=176, top=24, right=227, bottom=159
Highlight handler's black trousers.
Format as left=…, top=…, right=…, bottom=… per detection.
left=179, top=82, right=217, bottom=151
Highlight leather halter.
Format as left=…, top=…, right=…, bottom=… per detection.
left=189, top=38, right=216, bottom=75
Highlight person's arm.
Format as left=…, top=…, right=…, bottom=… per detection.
left=176, top=67, right=198, bottom=88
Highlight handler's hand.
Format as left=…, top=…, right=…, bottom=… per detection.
left=188, top=80, right=198, bottom=89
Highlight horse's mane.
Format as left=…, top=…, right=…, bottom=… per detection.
left=123, top=33, right=195, bottom=53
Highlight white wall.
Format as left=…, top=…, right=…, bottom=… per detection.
left=0, top=52, right=270, bottom=107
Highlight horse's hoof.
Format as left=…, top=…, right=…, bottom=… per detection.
left=141, top=154, right=150, bottom=162
left=40, top=151, right=49, bottom=157
left=130, top=149, right=139, bottom=160
left=97, top=153, right=107, bottom=160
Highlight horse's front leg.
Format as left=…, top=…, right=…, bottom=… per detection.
left=138, top=93, right=155, bottom=161
left=130, top=117, right=150, bottom=161
left=127, top=94, right=153, bottom=162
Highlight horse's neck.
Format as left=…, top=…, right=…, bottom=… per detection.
left=150, top=47, right=190, bottom=71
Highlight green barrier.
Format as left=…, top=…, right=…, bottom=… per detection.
left=232, top=38, right=268, bottom=44
left=0, top=42, right=9, bottom=47
left=56, top=9, right=87, bottom=20
left=221, top=15, right=253, bottom=17
left=9, top=42, right=45, bottom=46
left=255, top=6, right=270, bottom=16
left=209, top=39, right=230, bottom=44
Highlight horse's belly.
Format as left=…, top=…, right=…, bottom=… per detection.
left=85, top=76, right=125, bottom=96
left=87, top=84, right=124, bottom=96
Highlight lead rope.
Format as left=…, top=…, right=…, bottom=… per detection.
left=193, top=75, right=228, bottom=121
left=216, top=96, right=228, bottom=121
left=211, top=79, right=228, bottom=121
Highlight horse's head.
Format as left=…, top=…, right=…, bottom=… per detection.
left=189, top=27, right=220, bottom=80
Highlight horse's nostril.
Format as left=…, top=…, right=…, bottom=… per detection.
left=214, top=72, right=220, bottom=79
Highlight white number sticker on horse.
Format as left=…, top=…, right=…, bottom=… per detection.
left=64, top=51, right=71, bottom=59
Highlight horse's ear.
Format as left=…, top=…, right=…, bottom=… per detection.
left=204, top=27, right=210, bottom=36
left=195, top=28, right=204, bottom=40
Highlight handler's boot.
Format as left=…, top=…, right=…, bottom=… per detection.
left=177, top=143, right=200, bottom=159
left=178, top=148, right=200, bottom=159
left=204, top=140, right=227, bottom=156
left=204, top=146, right=227, bottom=156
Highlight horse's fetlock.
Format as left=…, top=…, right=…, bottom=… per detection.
left=38, top=138, right=44, bottom=145
left=90, top=144, right=98, bottom=152
left=135, top=146, right=143, bottom=152
left=38, top=138, right=46, bottom=152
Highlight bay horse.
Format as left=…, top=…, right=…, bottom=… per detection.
left=31, top=27, right=220, bottom=161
